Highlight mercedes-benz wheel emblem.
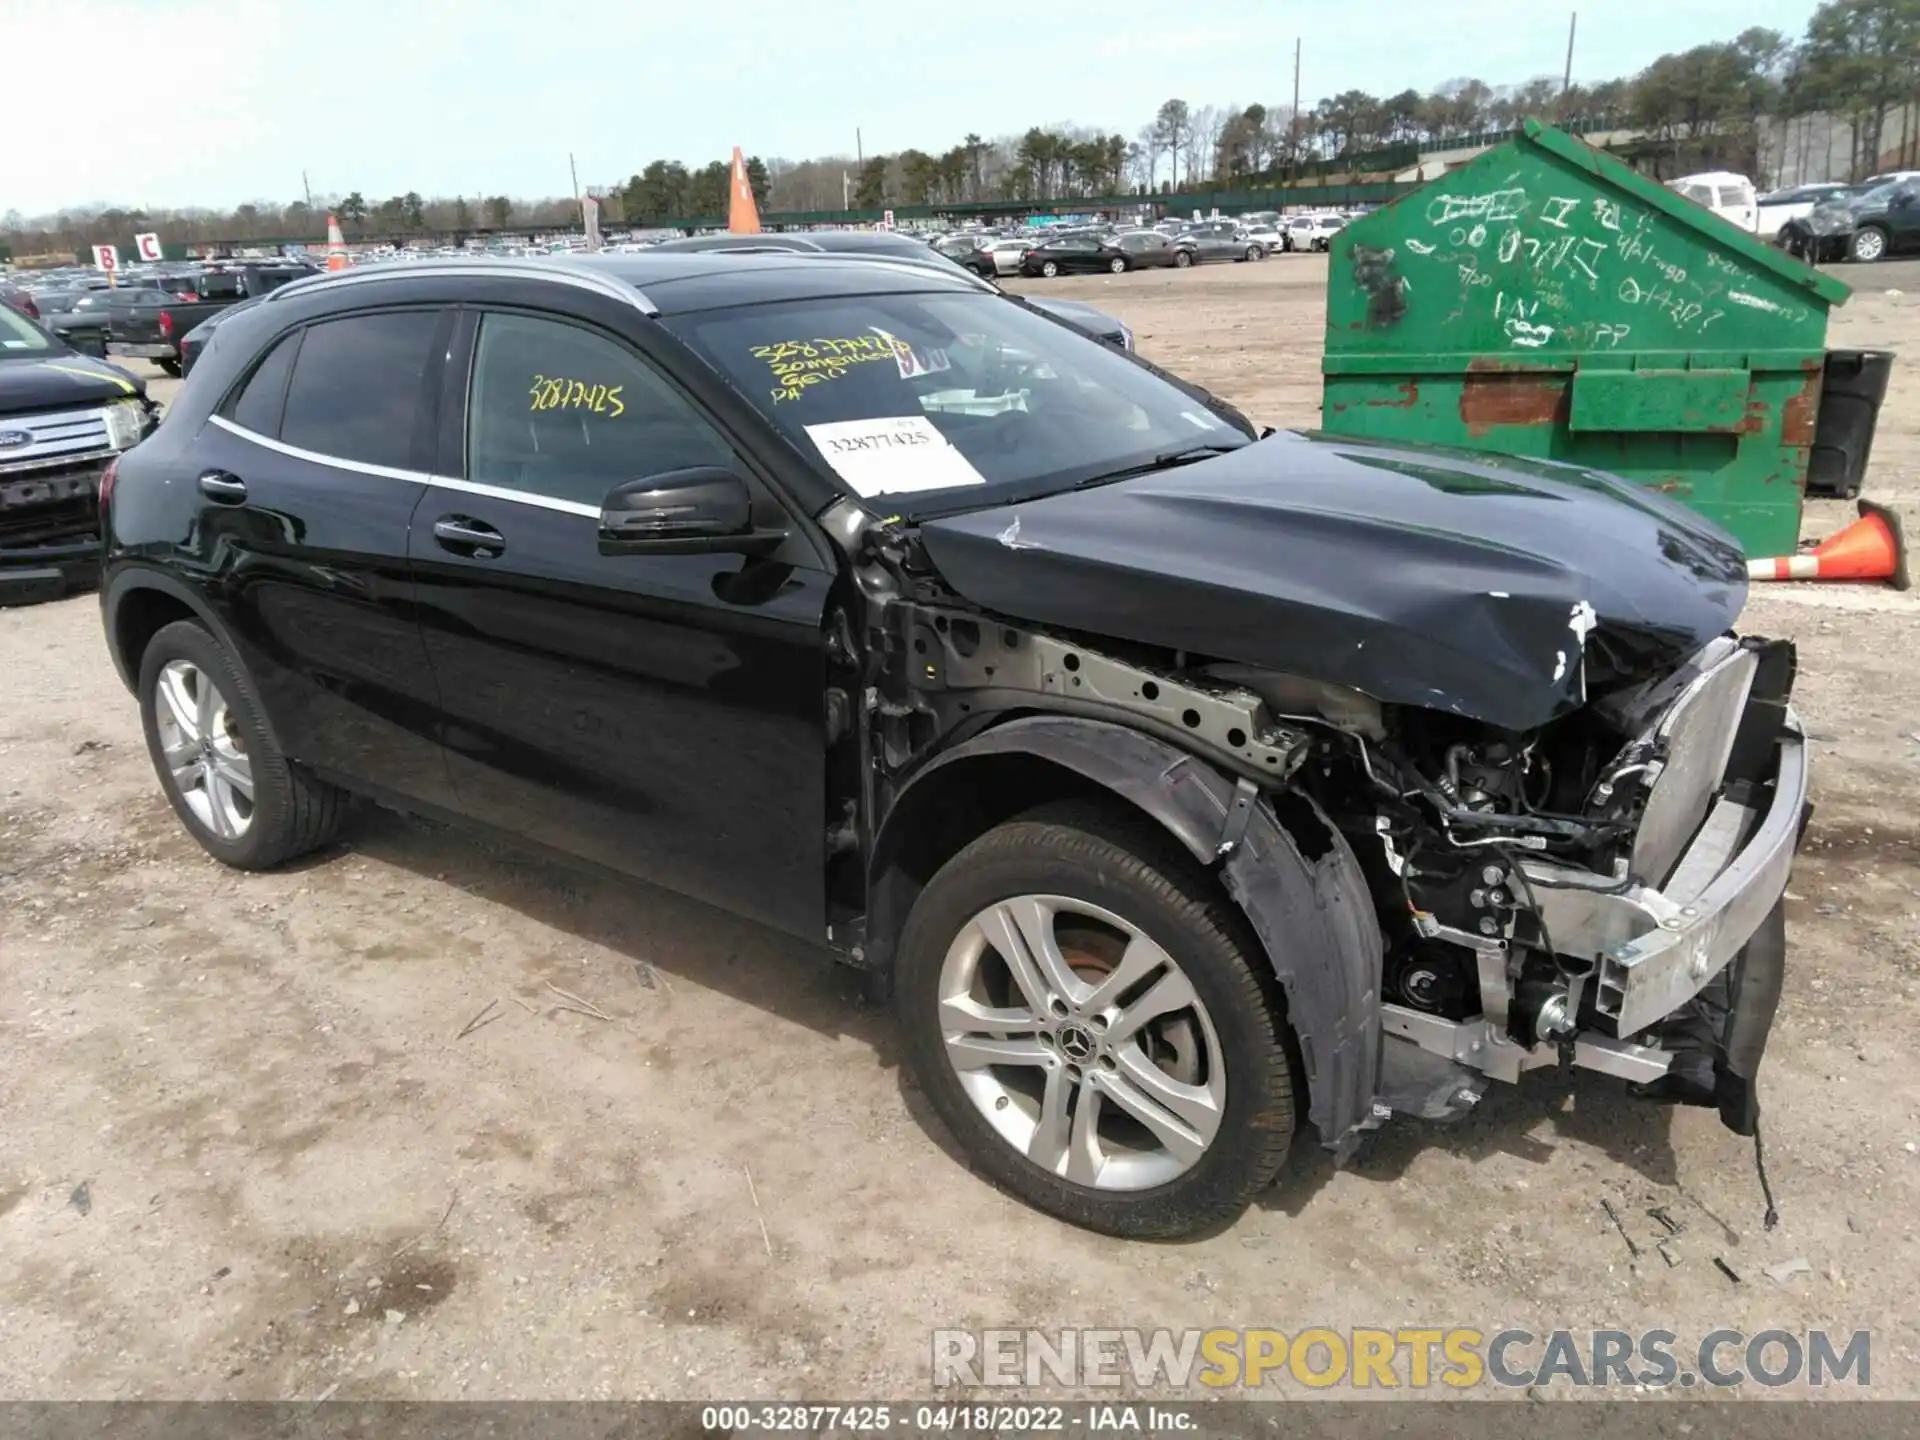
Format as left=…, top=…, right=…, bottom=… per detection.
left=1058, top=1024, right=1096, bottom=1063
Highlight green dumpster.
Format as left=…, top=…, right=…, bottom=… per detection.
left=1321, top=119, right=1854, bottom=558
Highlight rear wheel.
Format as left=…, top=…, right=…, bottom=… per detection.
left=158, top=358, right=182, bottom=378
left=1850, top=226, right=1888, bottom=262
left=138, top=619, right=347, bottom=869
left=896, top=801, right=1298, bottom=1238
left=1040, top=260, right=1060, bottom=278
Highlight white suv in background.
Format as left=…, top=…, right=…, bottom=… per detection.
left=1670, top=172, right=1759, bottom=232
left=1286, top=214, right=1346, bottom=252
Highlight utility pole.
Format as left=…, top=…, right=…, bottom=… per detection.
left=856, top=128, right=864, bottom=170
left=1562, top=13, right=1577, bottom=95
left=1291, top=38, right=1301, bottom=181
left=569, top=152, right=580, bottom=199
left=302, top=170, right=313, bottom=209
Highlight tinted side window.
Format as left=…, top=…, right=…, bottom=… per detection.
left=280, top=311, right=440, bottom=470
left=465, top=312, right=733, bottom=508
left=226, top=330, right=301, bottom=437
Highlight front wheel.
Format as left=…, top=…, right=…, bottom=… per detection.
left=1109, top=256, right=1128, bottom=274
left=896, top=801, right=1298, bottom=1238
left=1850, top=226, right=1888, bottom=263
left=1172, top=249, right=1192, bottom=268
left=1040, top=260, right=1060, bottom=278
left=1245, top=245, right=1262, bottom=262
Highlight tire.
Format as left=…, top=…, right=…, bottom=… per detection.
left=138, top=619, right=347, bottom=870
left=1040, top=260, right=1059, bottom=278
left=1109, top=256, right=1128, bottom=274
left=1173, top=249, right=1192, bottom=268
left=1850, top=226, right=1888, bottom=263
left=158, top=358, right=182, bottom=378
left=896, top=800, right=1297, bottom=1239
left=1244, top=245, right=1261, bottom=262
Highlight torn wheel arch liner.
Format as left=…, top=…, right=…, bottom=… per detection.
left=869, top=714, right=1385, bottom=1154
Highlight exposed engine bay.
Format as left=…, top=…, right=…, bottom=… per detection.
left=831, top=503, right=1804, bottom=1165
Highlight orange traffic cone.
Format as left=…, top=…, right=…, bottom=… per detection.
left=326, top=214, right=348, bottom=272
left=728, top=147, right=762, bottom=235
left=1748, top=499, right=1909, bottom=590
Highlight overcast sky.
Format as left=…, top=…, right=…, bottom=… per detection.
left=11, top=0, right=1816, bottom=215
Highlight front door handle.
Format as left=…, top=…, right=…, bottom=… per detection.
left=197, top=470, right=247, bottom=503
left=432, top=515, right=505, bottom=557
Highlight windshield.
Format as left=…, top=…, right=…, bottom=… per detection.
left=664, top=291, right=1250, bottom=516
left=0, top=303, right=56, bottom=353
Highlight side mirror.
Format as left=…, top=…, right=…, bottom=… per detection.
left=597, top=467, right=788, bottom=558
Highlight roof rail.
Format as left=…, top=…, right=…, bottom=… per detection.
left=265, top=257, right=658, bottom=315
left=795, top=252, right=997, bottom=294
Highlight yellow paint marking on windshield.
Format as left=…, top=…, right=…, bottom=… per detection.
left=527, top=374, right=624, bottom=417
left=751, top=335, right=912, bottom=404
left=43, top=361, right=135, bottom=394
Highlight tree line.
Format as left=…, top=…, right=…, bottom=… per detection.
left=4, top=0, right=1914, bottom=256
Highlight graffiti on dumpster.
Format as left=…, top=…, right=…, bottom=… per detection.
left=1372, top=167, right=1811, bottom=352
left=1350, top=244, right=1409, bottom=328
left=1425, top=187, right=1529, bottom=227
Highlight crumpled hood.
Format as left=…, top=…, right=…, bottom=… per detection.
left=0, top=353, right=144, bottom=413
left=918, top=431, right=1748, bottom=732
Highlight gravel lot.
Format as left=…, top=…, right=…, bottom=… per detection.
left=3, top=255, right=1918, bottom=1401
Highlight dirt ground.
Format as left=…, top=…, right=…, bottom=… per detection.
left=3, top=255, right=1918, bottom=1402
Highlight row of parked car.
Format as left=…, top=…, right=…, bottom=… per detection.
left=1763, top=175, right=1920, bottom=264
left=2, top=259, right=318, bottom=375
left=931, top=212, right=1352, bottom=278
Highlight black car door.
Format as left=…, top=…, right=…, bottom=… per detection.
left=409, top=302, right=832, bottom=940
left=190, top=306, right=459, bottom=810
left=1889, top=186, right=1920, bottom=253
left=1061, top=239, right=1101, bottom=273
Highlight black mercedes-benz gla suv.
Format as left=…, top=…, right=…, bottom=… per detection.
left=99, top=254, right=1804, bottom=1238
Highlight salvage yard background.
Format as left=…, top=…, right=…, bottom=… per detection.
left=2, top=255, right=1917, bottom=1399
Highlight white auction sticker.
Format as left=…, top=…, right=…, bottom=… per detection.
left=804, top=415, right=986, bottom=497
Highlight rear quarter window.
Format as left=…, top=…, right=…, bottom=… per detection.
left=224, top=330, right=302, bottom=438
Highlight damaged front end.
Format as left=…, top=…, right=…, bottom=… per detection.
left=834, top=473, right=1806, bottom=1167
left=1350, top=634, right=1804, bottom=1142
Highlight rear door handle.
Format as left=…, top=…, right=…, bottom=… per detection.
left=197, top=470, right=247, bottom=503
left=432, top=515, right=506, bottom=557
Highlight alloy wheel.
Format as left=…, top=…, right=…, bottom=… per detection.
left=937, top=894, right=1226, bottom=1191
left=1855, top=228, right=1887, bottom=261
left=153, top=659, right=254, bottom=839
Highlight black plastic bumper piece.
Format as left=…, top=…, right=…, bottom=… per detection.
left=0, top=539, right=102, bottom=606
left=1714, top=899, right=1787, bottom=1136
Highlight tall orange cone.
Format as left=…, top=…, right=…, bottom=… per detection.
left=728, top=147, right=762, bottom=235
left=325, top=214, right=349, bottom=271
left=1747, top=499, right=1909, bottom=590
